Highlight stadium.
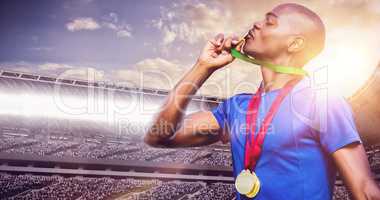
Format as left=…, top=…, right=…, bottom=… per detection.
left=0, top=69, right=235, bottom=200
left=0, top=61, right=379, bottom=199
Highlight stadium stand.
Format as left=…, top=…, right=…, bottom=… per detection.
left=0, top=173, right=235, bottom=200
left=0, top=132, right=232, bottom=167
left=0, top=172, right=368, bottom=200
left=0, top=70, right=379, bottom=199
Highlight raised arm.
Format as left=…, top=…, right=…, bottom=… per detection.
left=144, top=34, right=239, bottom=148
left=332, top=143, right=380, bottom=200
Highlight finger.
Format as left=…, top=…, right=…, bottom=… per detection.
left=231, top=35, right=240, bottom=45
left=209, top=38, right=219, bottom=46
left=215, top=33, right=224, bottom=45
left=236, top=39, right=245, bottom=51
left=223, top=36, right=232, bottom=50
left=216, top=38, right=226, bottom=52
left=216, top=35, right=228, bottom=52
left=216, top=51, right=234, bottom=64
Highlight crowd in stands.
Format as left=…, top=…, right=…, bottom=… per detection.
left=1, top=173, right=59, bottom=199
left=2, top=130, right=380, bottom=199
left=365, top=144, right=380, bottom=169
left=0, top=172, right=360, bottom=200
left=189, top=182, right=235, bottom=200
left=127, top=181, right=204, bottom=200
left=0, top=137, right=38, bottom=152
left=0, top=133, right=233, bottom=167
left=4, top=128, right=380, bottom=169
left=143, top=149, right=201, bottom=164
left=333, top=185, right=351, bottom=200
left=0, top=173, right=233, bottom=200
left=195, top=151, right=232, bottom=167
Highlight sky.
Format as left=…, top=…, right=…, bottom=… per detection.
left=0, top=0, right=380, bottom=98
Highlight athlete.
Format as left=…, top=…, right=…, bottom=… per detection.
left=144, top=3, right=380, bottom=200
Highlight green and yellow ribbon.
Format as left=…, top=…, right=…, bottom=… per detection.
left=231, top=48, right=309, bottom=76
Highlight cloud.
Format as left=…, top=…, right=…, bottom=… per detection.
left=134, top=57, right=183, bottom=73
left=116, top=29, right=132, bottom=38
left=109, top=57, right=260, bottom=97
left=150, top=0, right=380, bottom=48
left=111, top=58, right=187, bottom=90
left=38, top=63, right=105, bottom=81
left=8, top=0, right=380, bottom=98
left=27, top=47, right=53, bottom=51
left=102, top=13, right=133, bottom=38
left=0, top=59, right=258, bottom=98
left=9, top=67, right=33, bottom=73
left=148, top=0, right=380, bottom=97
left=0, top=61, right=37, bottom=73
left=66, top=13, right=133, bottom=38
left=152, top=19, right=163, bottom=29
left=150, top=2, right=253, bottom=46
left=38, top=63, right=74, bottom=71
left=103, top=22, right=118, bottom=30
left=162, top=28, right=177, bottom=45
left=66, top=17, right=100, bottom=32
left=109, top=12, right=118, bottom=23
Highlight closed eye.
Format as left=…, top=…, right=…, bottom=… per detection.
left=265, top=13, right=277, bottom=26
left=266, top=21, right=274, bottom=26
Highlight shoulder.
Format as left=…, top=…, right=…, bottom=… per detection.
left=303, top=85, right=354, bottom=126
left=222, top=93, right=252, bottom=104
left=313, top=88, right=350, bottom=109
left=289, top=79, right=353, bottom=124
left=290, top=78, right=349, bottom=108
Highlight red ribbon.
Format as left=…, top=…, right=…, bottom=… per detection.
left=244, top=78, right=301, bottom=170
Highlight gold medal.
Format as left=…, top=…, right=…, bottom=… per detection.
left=235, top=169, right=260, bottom=198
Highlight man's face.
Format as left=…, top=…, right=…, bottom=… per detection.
left=243, top=7, right=295, bottom=60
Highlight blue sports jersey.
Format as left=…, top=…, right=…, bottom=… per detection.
left=211, top=77, right=361, bottom=200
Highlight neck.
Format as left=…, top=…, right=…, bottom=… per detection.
left=260, top=66, right=302, bottom=93
left=254, top=53, right=305, bottom=92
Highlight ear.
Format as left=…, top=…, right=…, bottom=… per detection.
left=288, top=36, right=305, bottom=53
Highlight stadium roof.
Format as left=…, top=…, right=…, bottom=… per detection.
left=0, top=69, right=224, bottom=103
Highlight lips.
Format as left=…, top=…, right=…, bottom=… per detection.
left=245, top=30, right=255, bottom=40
